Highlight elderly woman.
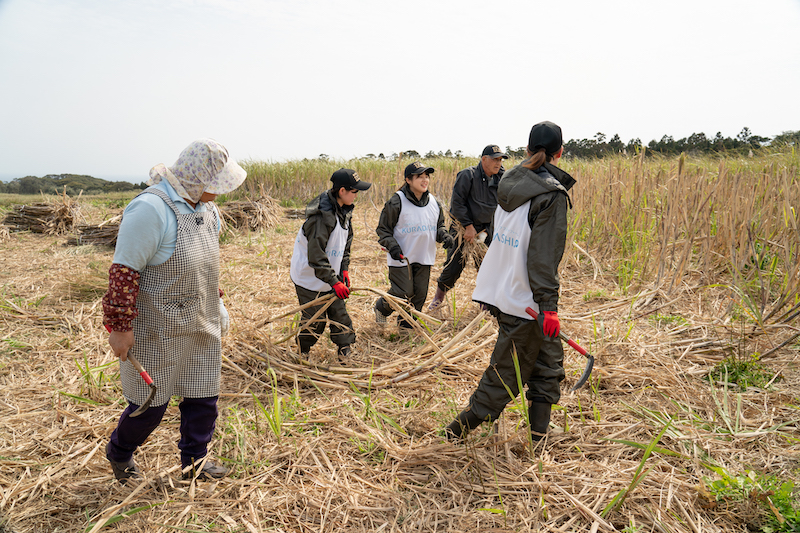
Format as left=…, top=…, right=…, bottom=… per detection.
left=102, top=139, right=246, bottom=483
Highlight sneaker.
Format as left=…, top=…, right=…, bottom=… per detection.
left=106, top=442, right=141, bottom=484
left=428, top=287, right=446, bottom=311
left=183, top=459, right=229, bottom=480
left=374, top=303, right=386, bottom=324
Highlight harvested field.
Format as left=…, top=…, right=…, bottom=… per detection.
left=0, top=170, right=798, bottom=532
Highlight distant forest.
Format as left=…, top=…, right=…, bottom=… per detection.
left=0, top=174, right=147, bottom=196
left=390, top=128, right=800, bottom=161
left=551, top=128, right=800, bottom=159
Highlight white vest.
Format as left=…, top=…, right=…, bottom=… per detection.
left=472, top=200, right=540, bottom=320
left=387, top=191, right=440, bottom=267
left=290, top=218, right=348, bottom=291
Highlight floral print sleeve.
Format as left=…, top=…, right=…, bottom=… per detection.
left=102, top=263, right=140, bottom=332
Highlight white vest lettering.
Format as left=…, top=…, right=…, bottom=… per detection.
left=387, top=191, right=440, bottom=267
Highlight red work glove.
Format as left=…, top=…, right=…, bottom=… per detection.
left=332, top=281, right=350, bottom=299
left=542, top=311, right=560, bottom=339
left=341, top=270, right=350, bottom=288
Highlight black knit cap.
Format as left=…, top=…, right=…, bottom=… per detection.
left=527, top=121, right=563, bottom=156
left=331, top=168, right=371, bottom=191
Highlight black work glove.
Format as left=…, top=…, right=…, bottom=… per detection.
left=389, top=246, right=405, bottom=261
left=442, top=234, right=455, bottom=249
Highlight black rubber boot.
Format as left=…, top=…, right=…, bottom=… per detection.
left=445, top=409, right=484, bottom=442
left=337, top=345, right=351, bottom=359
left=528, top=402, right=552, bottom=442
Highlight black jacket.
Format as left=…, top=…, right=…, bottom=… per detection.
left=449, top=161, right=504, bottom=231
left=301, top=190, right=354, bottom=287
left=376, top=184, right=448, bottom=258
left=497, top=162, right=575, bottom=312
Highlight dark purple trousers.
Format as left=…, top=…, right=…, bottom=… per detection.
left=107, top=396, right=219, bottom=468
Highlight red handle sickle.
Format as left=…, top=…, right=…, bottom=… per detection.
left=525, top=307, right=595, bottom=392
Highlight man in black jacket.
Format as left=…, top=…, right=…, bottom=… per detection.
left=429, top=145, right=507, bottom=310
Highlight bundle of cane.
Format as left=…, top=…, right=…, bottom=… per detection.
left=66, top=214, right=122, bottom=246
left=450, top=218, right=488, bottom=266
left=3, top=193, right=81, bottom=235
left=219, top=195, right=280, bottom=231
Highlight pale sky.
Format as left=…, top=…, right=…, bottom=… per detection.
left=1, top=0, right=798, bottom=182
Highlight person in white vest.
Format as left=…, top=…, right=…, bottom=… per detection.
left=374, top=162, right=454, bottom=328
left=445, top=121, right=577, bottom=443
left=290, top=168, right=371, bottom=359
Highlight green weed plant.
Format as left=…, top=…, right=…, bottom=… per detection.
left=704, top=467, right=800, bottom=532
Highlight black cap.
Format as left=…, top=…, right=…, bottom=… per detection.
left=330, top=168, right=371, bottom=191
left=404, top=161, right=434, bottom=179
left=481, top=145, right=508, bottom=159
left=527, top=121, right=562, bottom=156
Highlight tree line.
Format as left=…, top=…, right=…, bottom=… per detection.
left=350, top=128, right=798, bottom=161
left=547, top=128, right=800, bottom=159
left=0, top=174, right=146, bottom=196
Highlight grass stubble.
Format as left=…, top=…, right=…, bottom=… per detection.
left=0, top=150, right=798, bottom=532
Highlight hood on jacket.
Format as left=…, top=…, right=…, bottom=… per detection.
left=497, top=163, right=574, bottom=212
left=305, top=189, right=354, bottom=219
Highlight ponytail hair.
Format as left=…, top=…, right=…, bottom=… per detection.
left=522, top=148, right=548, bottom=170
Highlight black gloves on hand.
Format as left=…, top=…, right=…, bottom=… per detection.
left=389, top=246, right=405, bottom=261
left=442, top=234, right=455, bottom=249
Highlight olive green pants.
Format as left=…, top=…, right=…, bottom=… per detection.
left=294, top=284, right=355, bottom=352
left=468, top=310, right=565, bottom=421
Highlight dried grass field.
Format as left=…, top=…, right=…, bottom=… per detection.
left=0, top=153, right=799, bottom=532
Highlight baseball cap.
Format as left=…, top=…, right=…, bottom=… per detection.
left=404, top=161, right=435, bottom=179
left=481, top=145, right=508, bottom=159
left=330, top=168, right=371, bottom=191
left=527, top=121, right=563, bottom=156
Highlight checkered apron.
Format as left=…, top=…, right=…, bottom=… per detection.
left=122, top=188, right=221, bottom=407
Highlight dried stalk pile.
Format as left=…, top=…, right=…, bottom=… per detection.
left=238, top=289, right=496, bottom=391
left=2, top=197, right=81, bottom=235
left=66, top=214, right=122, bottom=247
left=283, top=207, right=305, bottom=219
left=220, top=195, right=280, bottom=231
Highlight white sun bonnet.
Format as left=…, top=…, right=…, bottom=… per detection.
left=148, top=139, right=247, bottom=204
